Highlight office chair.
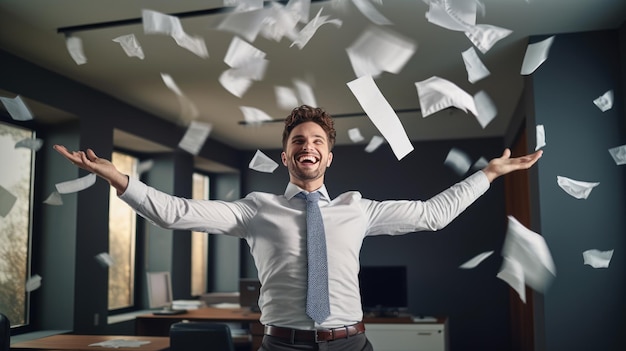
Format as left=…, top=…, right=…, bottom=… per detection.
left=169, top=321, right=235, bottom=351
left=0, top=313, right=9, bottom=351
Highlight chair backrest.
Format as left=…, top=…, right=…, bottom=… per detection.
left=169, top=322, right=235, bottom=351
left=0, top=313, right=10, bottom=351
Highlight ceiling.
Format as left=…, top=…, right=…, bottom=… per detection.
left=0, top=0, right=625, bottom=153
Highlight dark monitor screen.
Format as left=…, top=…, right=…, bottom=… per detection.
left=239, top=278, right=261, bottom=312
left=358, top=266, right=408, bottom=312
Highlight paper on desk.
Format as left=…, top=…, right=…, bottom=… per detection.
left=0, top=95, right=34, bottom=121
left=291, top=7, right=342, bottom=49
left=346, top=26, right=416, bottom=78
left=556, top=176, right=599, bottom=200
left=217, top=7, right=272, bottom=42
left=351, top=0, right=392, bottom=25
left=15, top=137, right=44, bottom=151
left=43, top=191, right=63, bottom=206
left=582, top=249, right=613, bottom=269
left=95, top=252, right=115, bottom=267
left=0, top=184, right=17, bottom=217
left=240, top=106, right=273, bottom=125
left=521, top=36, right=554, bottom=75
left=249, top=150, right=279, bottom=173
left=347, top=75, right=414, bottom=160
left=178, top=121, right=212, bottom=155
left=415, top=76, right=477, bottom=118
left=89, top=340, right=151, bottom=348
left=459, top=250, right=494, bottom=269
left=465, top=24, right=512, bottom=54
left=161, top=73, right=199, bottom=122
left=473, top=90, right=496, bottom=129
left=444, top=147, right=471, bottom=176
left=498, top=216, right=556, bottom=302
left=65, top=36, right=87, bottom=65
left=112, top=34, right=145, bottom=59
left=535, top=124, right=546, bottom=151
left=55, top=173, right=97, bottom=194
left=462, top=47, right=490, bottom=83
left=425, top=0, right=476, bottom=32
left=275, top=86, right=300, bottom=110
left=608, top=144, right=626, bottom=165
left=142, top=9, right=208, bottom=58
left=364, top=135, right=384, bottom=153
left=348, top=128, right=365, bottom=143
left=26, top=274, right=42, bottom=292
left=593, top=90, right=613, bottom=112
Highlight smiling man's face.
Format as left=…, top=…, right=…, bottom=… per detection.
left=281, top=121, right=333, bottom=191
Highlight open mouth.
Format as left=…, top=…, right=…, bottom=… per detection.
left=297, top=154, right=320, bottom=165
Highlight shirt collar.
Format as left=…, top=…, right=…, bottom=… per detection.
left=285, top=183, right=330, bottom=203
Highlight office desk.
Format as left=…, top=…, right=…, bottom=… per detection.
left=136, top=307, right=262, bottom=350
left=10, top=334, right=170, bottom=351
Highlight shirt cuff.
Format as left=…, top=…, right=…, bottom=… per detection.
left=470, top=170, right=491, bottom=195
left=118, top=176, right=148, bottom=209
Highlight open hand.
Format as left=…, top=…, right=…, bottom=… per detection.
left=482, top=148, right=543, bottom=183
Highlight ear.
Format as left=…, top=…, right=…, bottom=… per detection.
left=326, top=152, right=333, bottom=168
left=281, top=151, right=288, bottom=166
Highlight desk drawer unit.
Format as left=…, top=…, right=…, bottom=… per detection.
left=365, top=323, right=447, bottom=351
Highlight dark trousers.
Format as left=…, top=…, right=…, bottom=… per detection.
left=259, top=333, right=374, bottom=351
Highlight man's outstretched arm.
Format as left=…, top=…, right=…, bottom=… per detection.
left=482, top=148, right=543, bottom=183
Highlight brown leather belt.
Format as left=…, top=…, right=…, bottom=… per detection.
left=264, top=322, right=366, bottom=343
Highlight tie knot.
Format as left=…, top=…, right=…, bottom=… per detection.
left=298, top=191, right=320, bottom=203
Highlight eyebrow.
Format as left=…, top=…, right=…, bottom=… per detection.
left=291, top=134, right=327, bottom=141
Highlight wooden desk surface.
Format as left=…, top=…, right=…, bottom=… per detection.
left=10, top=334, right=170, bottom=351
left=136, top=307, right=261, bottom=321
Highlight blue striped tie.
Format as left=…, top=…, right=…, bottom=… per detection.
left=298, top=191, right=330, bottom=324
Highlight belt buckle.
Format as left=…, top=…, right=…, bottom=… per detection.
left=314, top=330, right=320, bottom=343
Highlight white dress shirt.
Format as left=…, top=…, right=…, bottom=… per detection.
left=120, top=170, right=490, bottom=329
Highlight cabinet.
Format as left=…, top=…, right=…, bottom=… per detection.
left=365, top=318, right=448, bottom=351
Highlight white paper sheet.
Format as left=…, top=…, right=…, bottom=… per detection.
left=472, top=156, right=488, bottom=170
left=556, top=175, right=599, bottom=200
left=260, top=2, right=301, bottom=42
left=0, top=184, right=17, bottom=217
left=275, top=86, right=300, bottom=110
left=462, top=47, right=490, bottom=83
left=348, top=128, right=365, bottom=143
left=142, top=9, right=209, bottom=58
left=65, top=36, right=87, bottom=65
left=0, top=95, right=34, bottom=121
left=217, top=7, right=272, bottom=42
left=178, top=121, right=212, bottom=155
left=293, top=79, right=317, bottom=107
left=497, top=256, right=527, bottom=303
left=43, top=191, right=63, bottom=206
left=415, top=76, right=477, bottom=118
left=240, top=106, right=273, bottom=125
left=15, top=137, right=44, bottom=151
left=112, top=34, right=145, bottom=59
left=347, top=75, right=414, bottom=160
left=249, top=150, right=279, bottom=173
left=444, top=147, right=471, bottom=176
left=608, top=144, right=626, bottom=165
left=26, top=274, right=42, bottom=292
left=521, top=36, right=555, bottom=75
left=425, top=0, right=476, bottom=32
left=291, top=7, right=342, bottom=49
left=137, top=159, right=154, bottom=175
left=473, top=90, right=496, bottom=129
left=582, top=249, right=613, bottom=269
left=89, top=340, right=151, bottom=348
left=55, top=173, right=97, bottom=194
left=351, top=0, right=392, bottom=25
left=465, top=24, right=512, bottom=54
left=593, top=90, right=613, bottom=112
left=459, top=250, right=494, bottom=269
left=95, top=252, right=115, bottom=267
left=161, top=73, right=199, bottom=122
left=535, top=124, right=546, bottom=151
left=346, top=26, right=416, bottom=78
left=220, top=37, right=268, bottom=97
left=364, top=135, right=385, bottom=153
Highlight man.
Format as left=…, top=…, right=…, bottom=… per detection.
left=55, top=105, right=542, bottom=350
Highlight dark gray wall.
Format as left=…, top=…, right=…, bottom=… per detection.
left=527, top=28, right=626, bottom=351
left=241, top=137, right=513, bottom=351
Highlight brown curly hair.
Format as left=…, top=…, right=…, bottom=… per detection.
left=282, top=105, right=336, bottom=150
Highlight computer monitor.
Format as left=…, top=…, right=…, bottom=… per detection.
left=146, top=271, right=173, bottom=309
left=358, top=265, right=408, bottom=316
left=239, top=278, right=261, bottom=312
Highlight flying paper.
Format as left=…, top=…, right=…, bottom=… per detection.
left=227, top=0, right=265, bottom=12
left=444, top=147, right=471, bottom=176
left=472, top=156, right=488, bottom=170
left=95, top=252, right=115, bottom=267
left=26, top=274, right=42, bottom=292
left=351, top=0, right=392, bottom=25
left=521, top=36, right=554, bottom=75
left=161, top=73, right=199, bottom=122
left=459, top=250, right=494, bottom=269
left=260, top=2, right=301, bottom=42
left=556, top=176, right=599, bottom=200
left=535, top=124, right=546, bottom=151
left=275, top=86, right=300, bottom=110
left=65, top=36, right=87, bottom=65
left=217, top=7, right=272, bottom=42
left=498, top=216, right=556, bottom=303
left=425, top=0, right=476, bottom=32
left=347, top=75, right=414, bottom=160
left=582, top=249, right=613, bottom=269
left=593, top=90, right=613, bottom=112
left=293, top=79, right=317, bottom=107
left=364, top=135, right=384, bottom=153
left=15, top=137, right=43, bottom=151
left=249, top=150, right=279, bottom=173
left=240, top=106, right=273, bottom=125
left=497, top=256, right=527, bottom=302
left=112, top=34, right=145, bottom=59
left=348, top=128, right=365, bottom=143
left=55, top=173, right=97, bottom=194
left=142, top=9, right=209, bottom=58
left=178, top=121, right=212, bottom=155
left=465, top=24, right=512, bottom=54
left=462, top=47, right=490, bottom=83
left=346, top=26, right=416, bottom=78
left=415, top=76, right=477, bottom=118
left=0, top=184, right=17, bottom=217
left=0, top=95, right=34, bottom=121
left=608, top=145, right=626, bottom=165
left=220, top=37, right=268, bottom=97
left=43, top=191, right=63, bottom=206
left=291, top=7, right=343, bottom=49
left=473, top=90, right=497, bottom=128
left=137, top=159, right=154, bottom=175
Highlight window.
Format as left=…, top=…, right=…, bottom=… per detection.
left=191, top=172, right=209, bottom=296
left=0, top=122, right=34, bottom=327
left=108, top=151, right=138, bottom=310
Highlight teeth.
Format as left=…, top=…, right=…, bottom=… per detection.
left=298, top=155, right=318, bottom=163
